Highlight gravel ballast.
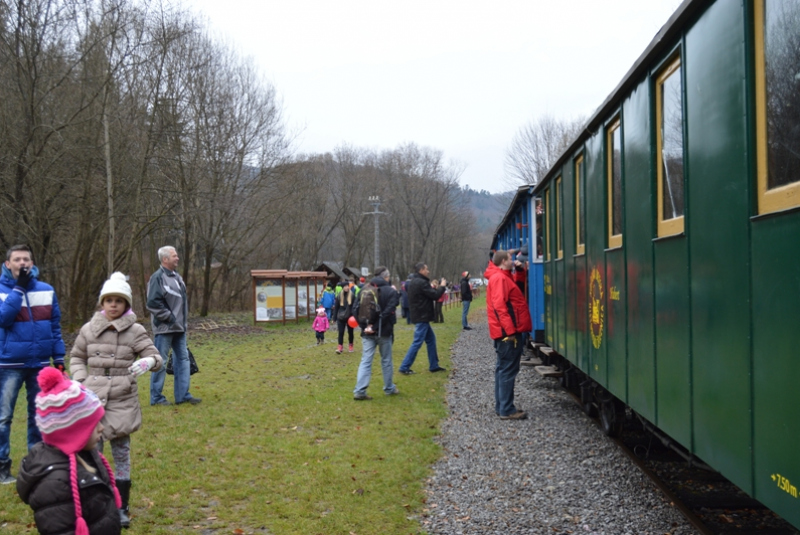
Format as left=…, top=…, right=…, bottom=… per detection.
left=422, top=314, right=698, bottom=535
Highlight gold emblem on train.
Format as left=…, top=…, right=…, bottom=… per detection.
left=589, top=267, right=604, bottom=349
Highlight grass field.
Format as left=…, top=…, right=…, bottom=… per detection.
left=0, top=298, right=481, bottom=534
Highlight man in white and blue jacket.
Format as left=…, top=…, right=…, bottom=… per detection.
left=147, top=246, right=200, bottom=406
left=0, top=244, right=65, bottom=485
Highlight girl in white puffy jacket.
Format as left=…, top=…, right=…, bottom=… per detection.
left=69, top=272, right=163, bottom=528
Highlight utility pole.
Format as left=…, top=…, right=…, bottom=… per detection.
left=364, top=196, right=385, bottom=269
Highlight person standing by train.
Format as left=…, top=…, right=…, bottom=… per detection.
left=460, top=271, right=473, bottom=330
left=486, top=250, right=532, bottom=420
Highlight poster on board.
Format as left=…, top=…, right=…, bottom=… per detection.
left=255, top=279, right=283, bottom=322
left=285, top=280, right=297, bottom=320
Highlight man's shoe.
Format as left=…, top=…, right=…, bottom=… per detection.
left=463, top=326, right=472, bottom=330
left=151, top=400, right=172, bottom=406
left=398, top=369, right=415, bottom=375
left=0, top=462, right=15, bottom=485
left=177, top=397, right=202, bottom=405
left=430, top=367, right=447, bottom=373
left=353, top=394, right=372, bottom=401
left=385, top=388, right=400, bottom=396
left=348, top=344, right=354, bottom=353
left=336, top=344, right=343, bottom=354
left=499, top=410, right=528, bottom=420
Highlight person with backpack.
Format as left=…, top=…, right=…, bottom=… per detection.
left=332, top=284, right=355, bottom=354
left=352, top=267, right=400, bottom=400
left=320, top=284, right=336, bottom=320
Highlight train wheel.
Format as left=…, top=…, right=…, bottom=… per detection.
left=600, top=398, right=622, bottom=437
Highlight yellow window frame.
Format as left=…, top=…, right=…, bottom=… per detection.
left=556, top=176, right=563, bottom=259
left=755, top=0, right=800, bottom=214
left=607, top=118, right=623, bottom=249
left=545, top=188, right=551, bottom=261
left=575, top=155, right=585, bottom=255
left=656, top=56, right=685, bottom=237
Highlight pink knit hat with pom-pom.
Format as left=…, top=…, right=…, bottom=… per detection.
left=35, top=367, right=120, bottom=535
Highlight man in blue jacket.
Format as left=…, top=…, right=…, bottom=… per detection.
left=0, top=244, right=65, bottom=484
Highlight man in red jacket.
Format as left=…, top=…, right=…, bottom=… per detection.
left=486, top=250, right=532, bottom=420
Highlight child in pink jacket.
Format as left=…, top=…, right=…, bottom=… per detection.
left=313, top=307, right=329, bottom=345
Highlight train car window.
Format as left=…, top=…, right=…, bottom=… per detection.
left=607, top=118, right=623, bottom=248
left=556, top=176, right=563, bottom=259
left=575, top=155, right=585, bottom=255
left=755, top=0, right=800, bottom=214
left=545, top=187, right=551, bottom=261
left=656, top=56, right=685, bottom=236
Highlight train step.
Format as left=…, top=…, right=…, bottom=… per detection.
left=521, top=357, right=544, bottom=366
left=539, top=346, right=556, bottom=357
left=535, top=365, right=563, bottom=378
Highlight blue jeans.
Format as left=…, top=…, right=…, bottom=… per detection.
left=462, top=300, right=471, bottom=328
left=325, top=307, right=332, bottom=321
left=494, top=335, right=523, bottom=416
left=399, top=322, right=439, bottom=372
left=0, top=368, right=43, bottom=464
left=354, top=336, right=396, bottom=396
left=151, top=332, right=195, bottom=404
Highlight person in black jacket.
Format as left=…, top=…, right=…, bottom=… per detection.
left=460, top=271, right=473, bottom=330
left=353, top=267, right=400, bottom=399
left=16, top=367, right=121, bottom=535
left=332, top=283, right=356, bottom=354
left=398, top=263, right=447, bottom=374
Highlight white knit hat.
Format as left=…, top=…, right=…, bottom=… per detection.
left=98, top=272, right=132, bottom=307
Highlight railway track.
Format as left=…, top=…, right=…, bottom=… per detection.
left=528, top=348, right=800, bottom=535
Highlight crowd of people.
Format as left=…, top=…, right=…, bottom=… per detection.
left=0, top=240, right=531, bottom=534
left=0, top=244, right=199, bottom=534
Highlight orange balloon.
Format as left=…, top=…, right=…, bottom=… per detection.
left=347, top=316, right=359, bottom=329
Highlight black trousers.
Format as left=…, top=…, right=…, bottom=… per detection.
left=337, top=320, right=354, bottom=345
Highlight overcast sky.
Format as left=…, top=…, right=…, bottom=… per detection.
left=186, top=0, right=684, bottom=193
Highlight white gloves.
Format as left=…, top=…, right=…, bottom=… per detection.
left=128, top=357, right=156, bottom=378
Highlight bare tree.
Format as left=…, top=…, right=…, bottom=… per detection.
left=504, top=114, right=586, bottom=187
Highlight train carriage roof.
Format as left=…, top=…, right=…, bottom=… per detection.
left=531, top=0, right=702, bottom=195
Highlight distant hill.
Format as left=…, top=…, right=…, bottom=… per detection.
left=461, top=186, right=514, bottom=233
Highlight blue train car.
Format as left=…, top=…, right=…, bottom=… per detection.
left=491, top=185, right=545, bottom=342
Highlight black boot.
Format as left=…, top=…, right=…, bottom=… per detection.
left=116, top=479, right=131, bottom=528
left=0, top=460, right=15, bottom=485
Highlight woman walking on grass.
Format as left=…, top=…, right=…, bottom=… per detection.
left=69, top=272, right=163, bottom=529
left=332, top=283, right=355, bottom=354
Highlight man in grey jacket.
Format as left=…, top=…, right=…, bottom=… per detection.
left=146, top=246, right=200, bottom=406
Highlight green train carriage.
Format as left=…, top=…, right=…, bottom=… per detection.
left=529, top=0, right=800, bottom=528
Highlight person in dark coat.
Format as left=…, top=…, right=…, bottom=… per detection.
left=352, top=267, right=400, bottom=399
left=433, top=281, right=445, bottom=323
left=400, top=280, right=411, bottom=324
left=332, top=283, right=355, bottom=354
left=16, top=367, right=122, bottom=535
left=460, top=271, right=473, bottom=330
left=398, top=263, right=447, bottom=374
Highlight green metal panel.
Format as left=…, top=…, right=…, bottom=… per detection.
left=686, top=0, right=752, bottom=493
left=555, top=168, right=568, bottom=355
left=654, top=236, right=691, bottom=447
left=584, top=131, right=606, bottom=382
left=605, top=249, right=626, bottom=397
left=752, top=211, right=800, bottom=529
left=544, top=186, right=555, bottom=349
left=564, top=160, right=578, bottom=361
left=622, top=79, right=656, bottom=417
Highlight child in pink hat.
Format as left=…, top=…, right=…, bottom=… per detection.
left=312, top=307, right=329, bottom=345
left=16, top=367, right=121, bottom=534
